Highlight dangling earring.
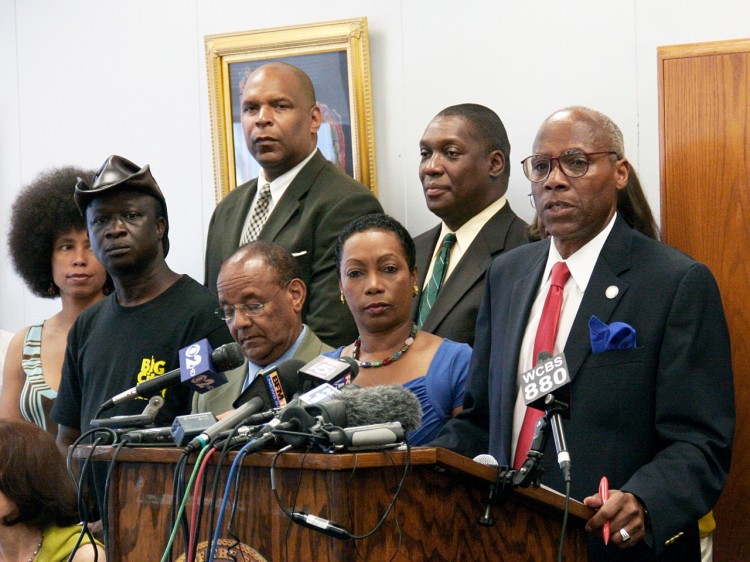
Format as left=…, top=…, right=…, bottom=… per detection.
left=48, top=282, right=58, bottom=296
left=412, top=284, right=419, bottom=297
left=340, top=292, right=346, bottom=304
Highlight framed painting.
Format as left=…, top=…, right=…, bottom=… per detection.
left=205, top=17, right=377, bottom=202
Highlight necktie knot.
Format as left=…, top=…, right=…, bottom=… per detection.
left=441, top=232, right=457, bottom=249
left=550, top=261, right=570, bottom=289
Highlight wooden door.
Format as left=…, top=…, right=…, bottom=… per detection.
left=658, top=37, right=750, bottom=561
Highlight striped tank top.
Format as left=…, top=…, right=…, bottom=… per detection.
left=20, top=323, right=58, bottom=435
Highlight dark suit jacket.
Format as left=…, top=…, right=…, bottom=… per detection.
left=411, top=202, right=528, bottom=345
left=432, top=217, right=734, bottom=561
left=204, top=150, right=383, bottom=347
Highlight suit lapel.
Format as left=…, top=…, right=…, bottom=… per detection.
left=209, top=362, right=247, bottom=411
left=415, top=226, right=440, bottom=289
left=563, top=218, right=633, bottom=381
left=260, top=150, right=327, bottom=242
left=295, top=326, right=330, bottom=358
left=504, top=244, right=549, bottom=380
left=422, top=205, right=523, bottom=333
left=411, top=226, right=441, bottom=321
left=421, top=236, right=490, bottom=333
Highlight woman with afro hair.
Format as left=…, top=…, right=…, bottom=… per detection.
left=0, top=166, right=110, bottom=435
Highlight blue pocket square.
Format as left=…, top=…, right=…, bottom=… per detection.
left=589, top=316, right=637, bottom=353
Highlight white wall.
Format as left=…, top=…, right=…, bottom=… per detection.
left=1, top=0, right=748, bottom=332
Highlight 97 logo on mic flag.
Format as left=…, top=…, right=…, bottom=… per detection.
left=522, top=353, right=570, bottom=410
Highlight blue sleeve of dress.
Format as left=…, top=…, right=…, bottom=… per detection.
left=323, top=347, right=344, bottom=359
left=425, top=339, right=473, bottom=418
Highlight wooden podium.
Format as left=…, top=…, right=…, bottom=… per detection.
left=79, top=445, right=592, bottom=561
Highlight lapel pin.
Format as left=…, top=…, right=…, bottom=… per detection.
left=605, top=285, right=619, bottom=299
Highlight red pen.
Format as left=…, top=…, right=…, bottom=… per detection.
left=599, top=476, right=610, bottom=545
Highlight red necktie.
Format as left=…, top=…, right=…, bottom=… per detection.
left=513, top=261, right=571, bottom=469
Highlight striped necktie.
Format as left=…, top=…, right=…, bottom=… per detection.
left=417, top=233, right=457, bottom=327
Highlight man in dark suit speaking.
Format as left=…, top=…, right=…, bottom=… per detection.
left=432, top=107, right=734, bottom=561
left=204, top=62, right=382, bottom=348
left=412, top=104, right=527, bottom=345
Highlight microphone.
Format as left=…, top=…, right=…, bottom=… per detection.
left=120, top=426, right=174, bottom=444
left=317, top=422, right=406, bottom=450
left=187, top=359, right=307, bottom=452
left=519, top=351, right=572, bottom=482
left=520, top=351, right=570, bottom=412
left=214, top=382, right=345, bottom=450
left=297, top=355, right=359, bottom=391
left=99, top=341, right=244, bottom=411
left=337, top=384, right=423, bottom=432
left=472, top=453, right=516, bottom=524
left=231, top=358, right=305, bottom=409
left=276, top=384, right=423, bottom=450
left=473, top=454, right=499, bottom=467
left=179, top=339, right=229, bottom=394
left=474, top=454, right=498, bottom=526
left=185, top=397, right=270, bottom=452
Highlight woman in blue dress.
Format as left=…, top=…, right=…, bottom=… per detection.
left=329, top=213, right=472, bottom=445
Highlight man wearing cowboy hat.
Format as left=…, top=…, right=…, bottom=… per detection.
left=53, top=155, right=233, bottom=453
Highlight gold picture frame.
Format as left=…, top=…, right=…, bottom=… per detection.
left=205, top=17, right=377, bottom=203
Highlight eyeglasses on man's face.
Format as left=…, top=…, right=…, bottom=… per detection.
left=215, top=281, right=290, bottom=322
left=521, top=150, right=619, bottom=183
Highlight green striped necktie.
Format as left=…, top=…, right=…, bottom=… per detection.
left=417, top=232, right=457, bottom=327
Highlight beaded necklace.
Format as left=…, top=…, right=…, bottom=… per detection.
left=352, top=323, right=417, bottom=368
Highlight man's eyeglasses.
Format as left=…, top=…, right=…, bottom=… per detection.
left=215, top=281, right=290, bottom=322
left=521, top=151, right=619, bottom=183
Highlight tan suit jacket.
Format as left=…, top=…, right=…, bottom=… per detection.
left=191, top=326, right=332, bottom=416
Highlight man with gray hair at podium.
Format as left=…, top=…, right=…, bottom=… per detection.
left=432, top=106, right=734, bottom=562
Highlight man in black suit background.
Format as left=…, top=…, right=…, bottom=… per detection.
left=432, top=106, right=734, bottom=561
left=412, top=104, right=528, bottom=345
left=204, top=62, right=382, bottom=348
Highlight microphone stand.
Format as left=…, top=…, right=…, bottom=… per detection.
left=89, top=395, right=165, bottom=431
left=477, top=466, right=515, bottom=526
left=512, top=393, right=570, bottom=488
left=477, top=411, right=552, bottom=527
left=512, top=411, right=551, bottom=488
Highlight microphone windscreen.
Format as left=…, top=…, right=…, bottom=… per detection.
left=212, top=342, right=245, bottom=371
left=338, top=384, right=423, bottom=433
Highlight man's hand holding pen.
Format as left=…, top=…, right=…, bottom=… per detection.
left=584, top=488, right=648, bottom=549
